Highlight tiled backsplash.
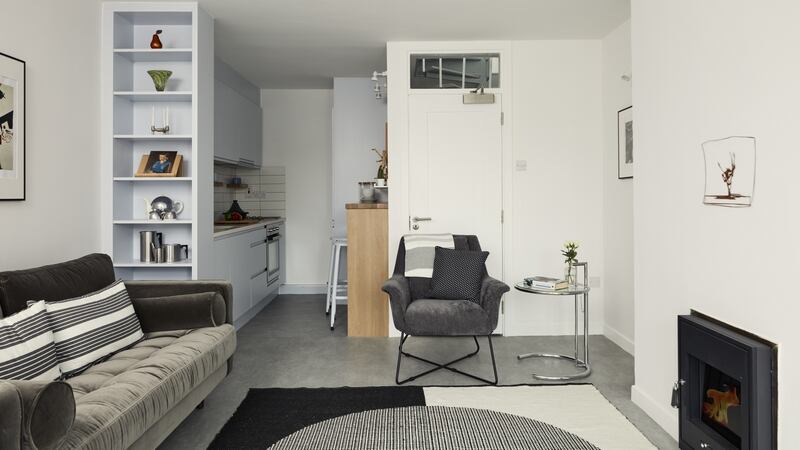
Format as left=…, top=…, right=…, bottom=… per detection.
left=214, top=164, right=286, bottom=219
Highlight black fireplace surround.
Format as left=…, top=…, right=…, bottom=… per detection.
left=678, top=313, right=776, bottom=450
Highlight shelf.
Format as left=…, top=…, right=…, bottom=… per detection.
left=213, top=181, right=224, bottom=187
left=114, top=177, right=192, bottom=182
left=114, top=91, right=192, bottom=102
left=114, top=260, right=193, bottom=268
left=113, top=48, right=192, bottom=62
left=113, top=220, right=192, bottom=225
left=114, top=134, right=192, bottom=141
left=226, top=183, right=249, bottom=189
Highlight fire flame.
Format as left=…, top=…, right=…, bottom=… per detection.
left=703, top=386, right=740, bottom=426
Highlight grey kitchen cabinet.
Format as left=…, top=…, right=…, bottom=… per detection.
left=214, top=80, right=263, bottom=167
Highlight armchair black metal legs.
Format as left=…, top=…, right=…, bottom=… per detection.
left=395, top=333, right=498, bottom=385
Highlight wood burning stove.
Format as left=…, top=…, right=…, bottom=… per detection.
left=677, top=313, right=776, bottom=450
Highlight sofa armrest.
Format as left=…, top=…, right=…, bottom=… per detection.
left=0, top=380, right=75, bottom=450
left=381, top=275, right=412, bottom=332
left=0, top=381, right=22, bottom=450
left=480, top=276, right=510, bottom=330
left=124, top=280, right=233, bottom=328
left=131, top=292, right=227, bottom=333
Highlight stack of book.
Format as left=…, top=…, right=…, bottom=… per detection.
left=524, top=276, right=569, bottom=291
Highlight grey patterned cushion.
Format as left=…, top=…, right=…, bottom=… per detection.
left=428, top=247, right=488, bottom=303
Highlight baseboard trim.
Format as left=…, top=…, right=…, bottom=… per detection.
left=631, top=384, right=679, bottom=440
left=279, top=283, right=326, bottom=295
left=603, top=324, right=634, bottom=355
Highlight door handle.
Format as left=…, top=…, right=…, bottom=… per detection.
left=412, top=216, right=432, bottom=222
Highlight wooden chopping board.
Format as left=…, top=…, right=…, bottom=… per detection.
left=214, top=219, right=261, bottom=225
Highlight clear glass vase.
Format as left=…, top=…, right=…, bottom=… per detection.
left=565, top=263, right=577, bottom=286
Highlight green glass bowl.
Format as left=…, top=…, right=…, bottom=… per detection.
left=147, top=70, right=173, bottom=92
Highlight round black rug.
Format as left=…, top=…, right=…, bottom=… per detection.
left=268, top=405, right=599, bottom=450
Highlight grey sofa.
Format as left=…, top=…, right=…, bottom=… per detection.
left=0, top=254, right=236, bottom=450
left=382, top=235, right=509, bottom=385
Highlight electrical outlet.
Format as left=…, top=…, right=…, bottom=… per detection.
left=515, top=160, right=527, bottom=171
left=244, top=190, right=267, bottom=199
left=589, top=276, right=601, bottom=288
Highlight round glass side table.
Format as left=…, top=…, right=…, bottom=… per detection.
left=515, top=261, right=591, bottom=381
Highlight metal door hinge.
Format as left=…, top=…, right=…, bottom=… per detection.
left=501, top=210, right=504, bottom=223
left=501, top=301, right=505, bottom=314
left=500, top=112, right=504, bottom=125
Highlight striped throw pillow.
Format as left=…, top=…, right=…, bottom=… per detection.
left=43, top=280, right=143, bottom=376
left=0, top=301, right=61, bottom=380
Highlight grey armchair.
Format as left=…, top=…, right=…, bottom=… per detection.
left=382, top=235, right=510, bottom=385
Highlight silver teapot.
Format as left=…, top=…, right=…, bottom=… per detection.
left=144, top=196, right=184, bottom=220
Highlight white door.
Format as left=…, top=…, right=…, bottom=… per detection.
left=408, top=93, right=504, bottom=333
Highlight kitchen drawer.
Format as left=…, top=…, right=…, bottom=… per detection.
left=250, top=269, right=269, bottom=308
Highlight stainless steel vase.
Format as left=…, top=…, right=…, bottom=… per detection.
left=139, top=231, right=163, bottom=262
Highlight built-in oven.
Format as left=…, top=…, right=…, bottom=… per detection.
left=266, top=226, right=281, bottom=285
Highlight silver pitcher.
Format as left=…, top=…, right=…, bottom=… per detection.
left=139, top=231, right=163, bottom=262
left=164, top=244, right=188, bottom=263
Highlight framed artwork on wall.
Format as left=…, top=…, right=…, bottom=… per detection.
left=0, top=52, right=25, bottom=201
left=617, top=106, right=633, bottom=179
left=702, top=136, right=756, bottom=207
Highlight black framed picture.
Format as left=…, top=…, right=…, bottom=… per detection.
left=0, top=52, right=25, bottom=200
left=617, top=105, right=633, bottom=179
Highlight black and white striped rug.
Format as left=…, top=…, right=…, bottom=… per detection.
left=270, top=405, right=597, bottom=449
left=210, top=385, right=655, bottom=450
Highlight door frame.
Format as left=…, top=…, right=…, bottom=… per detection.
left=386, top=41, right=515, bottom=336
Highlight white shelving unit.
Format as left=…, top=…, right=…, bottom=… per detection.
left=101, top=2, right=214, bottom=280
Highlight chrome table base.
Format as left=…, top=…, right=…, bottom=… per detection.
left=516, top=352, right=591, bottom=381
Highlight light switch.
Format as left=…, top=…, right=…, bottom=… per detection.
left=515, top=160, right=527, bottom=171
left=590, top=276, right=601, bottom=288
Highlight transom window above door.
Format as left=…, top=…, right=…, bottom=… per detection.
left=410, top=54, right=500, bottom=89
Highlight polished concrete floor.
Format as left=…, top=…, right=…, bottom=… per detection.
left=160, top=295, right=678, bottom=449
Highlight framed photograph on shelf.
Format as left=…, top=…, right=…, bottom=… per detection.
left=617, top=105, right=633, bottom=179
left=136, top=151, right=182, bottom=177
left=0, top=52, right=25, bottom=201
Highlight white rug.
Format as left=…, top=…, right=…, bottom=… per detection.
left=423, top=385, right=656, bottom=450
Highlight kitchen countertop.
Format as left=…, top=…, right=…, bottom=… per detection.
left=345, top=203, right=388, bottom=209
left=213, top=218, right=285, bottom=240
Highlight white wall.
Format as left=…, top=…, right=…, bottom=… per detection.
left=331, top=78, right=387, bottom=238
left=386, top=41, right=605, bottom=336
left=261, top=89, right=332, bottom=287
left=601, top=20, right=634, bottom=354
left=631, top=1, right=800, bottom=445
left=0, top=0, right=101, bottom=271
left=506, top=41, right=604, bottom=336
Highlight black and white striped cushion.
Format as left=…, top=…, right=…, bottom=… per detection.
left=0, top=301, right=61, bottom=380
left=42, top=280, right=143, bottom=376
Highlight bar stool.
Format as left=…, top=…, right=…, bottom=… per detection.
left=326, top=238, right=348, bottom=330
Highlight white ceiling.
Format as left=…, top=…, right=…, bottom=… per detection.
left=192, top=0, right=629, bottom=88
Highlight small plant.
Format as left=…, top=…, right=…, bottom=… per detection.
left=372, top=148, right=388, bottom=180
left=562, top=241, right=579, bottom=266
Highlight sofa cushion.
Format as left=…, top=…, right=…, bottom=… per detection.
left=61, top=325, right=235, bottom=450
left=0, top=301, right=61, bottom=380
left=404, top=298, right=491, bottom=336
left=0, top=254, right=115, bottom=317
left=428, top=246, right=489, bottom=303
left=132, top=291, right=227, bottom=333
left=43, top=280, right=144, bottom=376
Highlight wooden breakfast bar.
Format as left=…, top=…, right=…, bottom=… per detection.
left=345, top=203, right=389, bottom=337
